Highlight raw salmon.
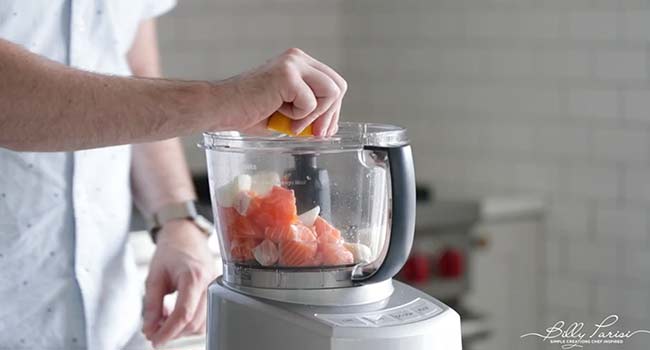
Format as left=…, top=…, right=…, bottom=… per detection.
left=311, top=252, right=324, bottom=266
left=230, top=214, right=263, bottom=239
left=294, top=223, right=318, bottom=241
left=218, top=206, right=238, bottom=228
left=217, top=206, right=238, bottom=241
left=264, top=224, right=294, bottom=243
left=230, top=237, right=260, bottom=262
left=247, top=186, right=298, bottom=231
left=220, top=182, right=355, bottom=267
left=279, top=239, right=318, bottom=267
left=320, top=243, right=354, bottom=266
left=313, top=217, right=342, bottom=244
left=265, top=223, right=316, bottom=243
left=219, top=205, right=263, bottom=240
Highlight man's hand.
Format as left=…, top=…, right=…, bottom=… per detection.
left=221, top=48, right=347, bottom=137
left=142, top=220, right=218, bottom=347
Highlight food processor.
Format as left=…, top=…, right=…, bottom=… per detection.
left=201, top=122, right=462, bottom=350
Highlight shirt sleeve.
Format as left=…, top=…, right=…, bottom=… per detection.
left=140, top=0, right=177, bottom=20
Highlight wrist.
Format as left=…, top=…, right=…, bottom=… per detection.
left=205, top=78, right=249, bottom=131
left=148, top=200, right=213, bottom=243
left=156, top=219, right=206, bottom=242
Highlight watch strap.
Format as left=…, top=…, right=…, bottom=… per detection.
left=148, top=201, right=213, bottom=243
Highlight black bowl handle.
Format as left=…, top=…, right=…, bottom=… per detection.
left=357, top=144, right=415, bottom=283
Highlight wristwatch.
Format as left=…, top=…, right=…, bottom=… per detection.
left=148, top=201, right=214, bottom=243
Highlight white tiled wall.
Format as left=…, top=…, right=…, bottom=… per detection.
left=157, top=0, right=650, bottom=348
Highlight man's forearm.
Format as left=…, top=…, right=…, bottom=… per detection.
left=131, top=139, right=196, bottom=216
left=0, top=38, right=236, bottom=152
left=129, top=19, right=196, bottom=217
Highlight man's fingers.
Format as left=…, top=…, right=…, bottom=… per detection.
left=142, top=275, right=166, bottom=338
left=291, top=67, right=339, bottom=135
left=305, top=55, right=348, bottom=95
left=279, top=75, right=317, bottom=120
left=304, top=57, right=346, bottom=136
left=326, top=99, right=342, bottom=137
left=182, top=291, right=208, bottom=336
left=150, top=272, right=203, bottom=347
left=311, top=101, right=337, bottom=137
left=327, top=112, right=340, bottom=137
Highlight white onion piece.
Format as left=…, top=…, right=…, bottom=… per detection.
left=253, top=239, right=279, bottom=266
left=233, top=191, right=254, bottom=215
left=216, top=174, right=251, bottom=207
left=251, top=171, right=281, bottom=197
left=298, top=206, right=320, bottom=227
left=343, top=242, right=373, bottom=263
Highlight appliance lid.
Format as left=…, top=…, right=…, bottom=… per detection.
left=201, top=122, right=409, bottom=152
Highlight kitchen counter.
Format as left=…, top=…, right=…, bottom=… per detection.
left=479, top=196, right=546, bottom=223
left=415, top=195, right=546, bottom=230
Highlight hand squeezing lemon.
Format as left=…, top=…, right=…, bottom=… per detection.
left=266, top=112, right=314, bottom=137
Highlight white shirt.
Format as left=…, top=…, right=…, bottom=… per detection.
left=0, top=1, right=175, bottom=349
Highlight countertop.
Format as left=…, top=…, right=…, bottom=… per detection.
left=415, top=195, right=546, bottom=230
left=479, top=195, right=546, bottom=223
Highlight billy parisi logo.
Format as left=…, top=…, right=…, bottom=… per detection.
left=520, top=315, right=650, bottom=349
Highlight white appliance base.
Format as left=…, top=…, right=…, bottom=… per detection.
left=206, top=278, right=462, bottom=350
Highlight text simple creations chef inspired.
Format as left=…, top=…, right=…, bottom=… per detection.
left=520, top=315, right=650, bottom=349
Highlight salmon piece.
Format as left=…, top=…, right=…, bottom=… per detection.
left=248, top=186, right=298, bottom=231
left=230, top=237, right=260, bottom=262
left=265, top=186, right=298, bottom=225
left=294, top=223, right=318, bottom=241
left=246, top=196, right=271, bottom=231
left=230, top=214, right=264, bottom=239
left=320, top=243, right=354, bottom=266
left=314, top=217, right=342, bottom=244
left=217, top=206, right=239, bottom=241
left=265, top=225, right=295, bottom=243
left=218, top=206, right=238, bottom=228
left=265, top=223, right=316, bottom=243
left=311, top=252, right=324, bottom=266
left=279, top=239, right=318, bottom=267
left=218, top=205, right=263, bottom=240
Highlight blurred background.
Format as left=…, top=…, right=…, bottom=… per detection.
left=143, top=0, right=650, bottom=349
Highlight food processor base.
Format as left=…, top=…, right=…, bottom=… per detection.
left=206, top=277, right=462, bottom=350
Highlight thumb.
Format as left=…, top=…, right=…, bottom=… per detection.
left=142, top=273, right=167, bottom=337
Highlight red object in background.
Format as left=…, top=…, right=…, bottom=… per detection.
left=437, top=248, right=464, bottom=278
left=401, top=253, right=431, bottom=283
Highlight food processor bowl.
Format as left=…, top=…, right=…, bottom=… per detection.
left=201, top=122, right=415, bottom=291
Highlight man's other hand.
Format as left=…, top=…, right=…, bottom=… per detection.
left=142, top=220, right=217, bottom=347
